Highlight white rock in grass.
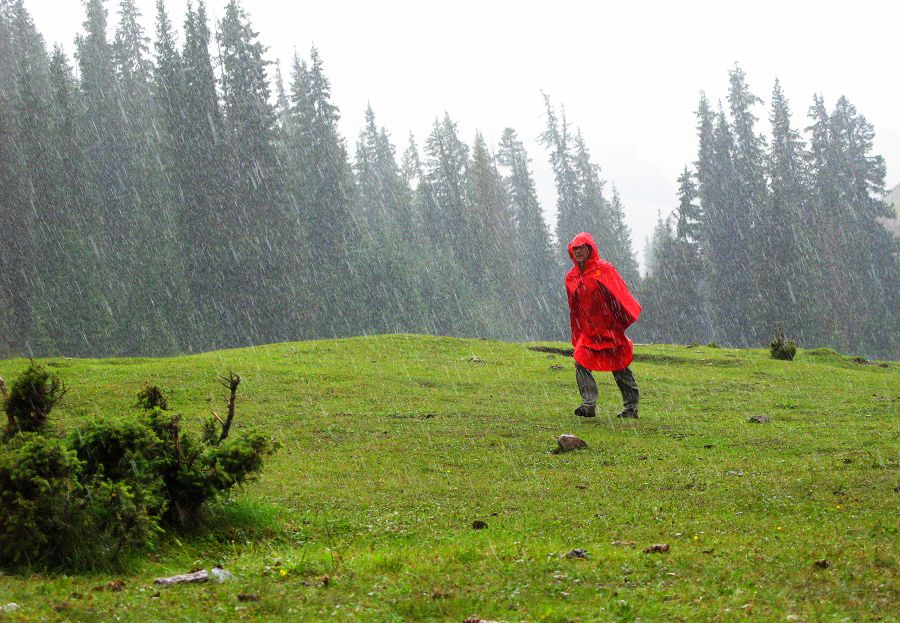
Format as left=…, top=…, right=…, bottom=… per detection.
left=210, top=567, right=235, bottom=583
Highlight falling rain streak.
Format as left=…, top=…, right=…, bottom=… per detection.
left=0, top=1, right=896, bottom=360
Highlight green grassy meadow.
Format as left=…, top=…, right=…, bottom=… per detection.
left=0, top=335, right=897, bottom=622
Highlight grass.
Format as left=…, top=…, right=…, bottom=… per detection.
left=0, top=335, right=897, bottom=622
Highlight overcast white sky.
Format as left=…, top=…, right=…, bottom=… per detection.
left=24, top=0, right=900, bottom=268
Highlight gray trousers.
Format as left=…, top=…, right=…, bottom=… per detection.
left=576, top=363, right=639, bottom=411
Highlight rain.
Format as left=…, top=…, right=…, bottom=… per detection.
left=0, top=0, right=897, bottom=359
left=0, top=1, right=897, bottom=618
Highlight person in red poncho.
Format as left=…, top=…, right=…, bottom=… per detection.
left=565, top=232, right=642, bottom=418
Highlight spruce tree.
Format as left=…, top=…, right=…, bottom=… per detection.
left=607, top=186, right=641, bottom=286
left=284, top=46, right=357, bottom=336
left=764, top=79, right=815, bottom=343
left=540, top=94, right=580, bottom=251
left=497, top=127, right=562, bottom=338
left=419, top=114, right=481, bottom=334
left=806, top=95, right=898, bottom=356
left=218, top=0, right=303, bottom=342
left=725, top=65, right=769, bottom=343
left=352, top=105, right=428, bottom=333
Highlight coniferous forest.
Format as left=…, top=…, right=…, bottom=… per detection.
left=0, top=0, right=896, bottom=359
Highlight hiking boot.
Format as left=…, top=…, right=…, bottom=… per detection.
left=574, top=405, right=596, bottom=418
left=616, top=409, right=639, bottom=419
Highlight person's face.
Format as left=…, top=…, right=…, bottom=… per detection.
left=572, top=244, right=591, bottom=263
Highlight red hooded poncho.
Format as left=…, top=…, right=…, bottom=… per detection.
left=566, top=232, right=641, bottom=372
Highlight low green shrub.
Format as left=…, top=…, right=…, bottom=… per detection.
left=770, top=324, right=797, bottom=361
left=0, top=433, right=157, bottom=570
left=0, top=366, right=277, bottom=571
left=135, top=385, right=169, bottom=411
left=4, top=363, right=66, bottom=435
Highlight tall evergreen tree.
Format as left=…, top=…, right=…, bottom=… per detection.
left=497, top=127, right=562, bottom=338
left=540, top=94, right=579, bottom=250
left=352, top=105, right=428, bottom=333
left=607, top=186, right=640, bottom=286
left=218, top=0, right=303, bottom=342
left=763, top=78, right=814, bottom=342
left=112, top=0, right=194, bottom=353
left=806, top=95, right=899, bottom=356
left=284, top=46, right=357, bottom=336
left=725, top=65, right=769, bottom=342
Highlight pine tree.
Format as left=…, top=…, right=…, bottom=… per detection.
left=0, top=67, right=30, bottom=356
left=111, top=0, right=194, bottom=354
left=674, top=167, right=702, bottom=242
left=726, top=65, right=769, bottom=343
left=418, top=114, right=483, bottom=335
left=497, top=127, right=562, bottom=338
left=540, top=93, right=579, bottom=250
left=218, top=0, right=303, bottom=342
left=423, top=114, right=470, bottom=259
left=284, top=46, right=357, bottom=336
left=806, top=95, right=899, bottom=356
left=352, top=105, right=427, bottom=333
left=764, top=78, right=815, bottom=343
left=607, top=186, right=641, bottom=286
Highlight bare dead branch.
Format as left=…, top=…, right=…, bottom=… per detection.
left=218, top=372, right=241, bottom=443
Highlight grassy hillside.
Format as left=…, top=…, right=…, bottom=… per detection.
left=0, top=335, right=896, bottom=622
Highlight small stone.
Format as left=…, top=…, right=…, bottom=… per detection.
left=550, top=364, right=565, bottom=371
left=0, top=604, right=20, bottom=614
left=643, top=543, right=670, bottom=554
left=638, top=454, right=648, bottom=460
left=210, top=567, right=234, bottom=583
left=105, top=580, right=126, bottom=592
left=566, top=548, right=588, bottom=559
left=814, top=559, right=830, bottom=569
left=237, top=593, right=260, bottom=602
left=154, top=570, right=209, bottom=585
left=472, top=520, right=487, bottom=530
left=556, top=434, right=588, bottom=452
left=747, top=415, right=770, bottom=424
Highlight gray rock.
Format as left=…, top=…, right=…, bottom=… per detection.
left=154, top=570, right=208, bottom=585
left=0, top=603, right=20, bottom=614
left=748, top=415, right=770, bottom=423
left=556, top=434, right=588, bottom=452
left=210, top=567, right=235, bottom=583
left=566, top=548, right=588, bottom=559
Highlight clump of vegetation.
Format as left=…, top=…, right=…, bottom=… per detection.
left=3, top=363, right=66, bottom=436
left=0, top=366, right=277, bottom=571
left=770, top=324, right=797, bottom=361
left=706, top=342, right=721, bottom=348
left=135, top=384, right=169, bottom=411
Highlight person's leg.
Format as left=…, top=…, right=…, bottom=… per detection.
left=612, top=366, right=639, bottom=417
left=575, top=363, right=598, bottom=416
